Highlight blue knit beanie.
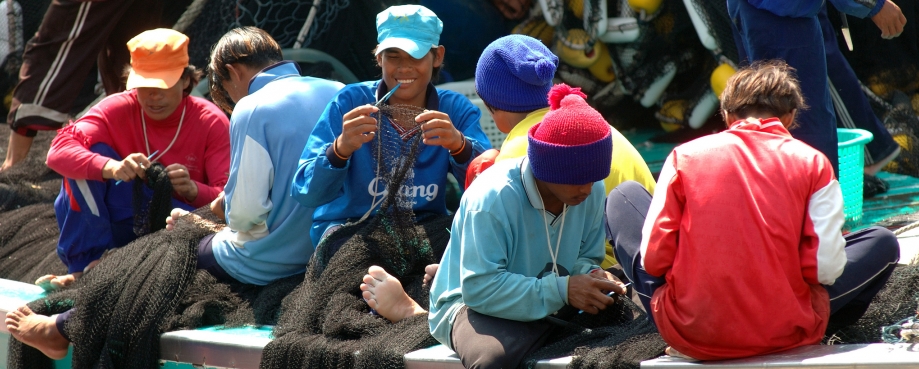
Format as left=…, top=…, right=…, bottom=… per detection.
left=475, top=35, right=558, bottom=112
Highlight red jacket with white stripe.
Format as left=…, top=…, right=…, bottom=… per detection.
left=641, top=118, right=846, bottom=360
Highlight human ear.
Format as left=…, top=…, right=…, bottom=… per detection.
left=432, top=46, right=446, bottom=68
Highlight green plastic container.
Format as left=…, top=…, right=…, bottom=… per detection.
left=837, top=128, right=874, bottom=223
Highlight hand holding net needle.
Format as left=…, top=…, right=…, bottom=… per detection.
left=115, top=150, right=160, bottom=185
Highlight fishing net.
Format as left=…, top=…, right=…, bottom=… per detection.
left=870, top=91, right=919, bottom=178
left=0, top=129, right=67, bottom=283
left=181, top=0, right=395, bottom=81
left=522, top=296, right=667, bottom=369
left=825, top=262, right=919, bottom=344
left=261, top=103, right=453, bottom=369
left=685, top=0, right=738, bottom=64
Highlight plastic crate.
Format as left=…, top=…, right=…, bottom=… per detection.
left=437, top=80, right=479, bottom=101
left=470, top=98, right=507, bottom=150
left=837, top=128, right=874, bottom=223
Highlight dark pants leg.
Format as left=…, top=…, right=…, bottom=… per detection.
left=450, top=306, right=556, bottom=369
left=9, top=0, right=137, bottom=135
left=825, top=226, right=900, bottom=333
left=604, top=181, right=664, bottom=325
left=819, top=6, right=898, bottom=164
left=195, top=233, right=240, bottom=285
left=728, top=0, right=839, bottom=174
left=54, top=143, right=195, bottom=273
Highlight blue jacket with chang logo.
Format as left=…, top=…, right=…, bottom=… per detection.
left=290, top=80, right=490, bottom=245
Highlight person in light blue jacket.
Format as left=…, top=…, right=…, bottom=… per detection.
left=168, top=27, right=343, bottom=285
left=290, top=5, right=490, bottom=247
left=428, top=85, right=628, bottom=369
left=728, top=0, right=907, bottom=175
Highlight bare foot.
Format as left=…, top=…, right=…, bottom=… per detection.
left=5, top=306, right=69, bottom=359
left=166, top=208, right=223, bottom=232
left=422, top=264, right=439, bottom=287
left=360, top=265, right=426, bottom=323
left=665, top=346, right=697, bottom=361
left=35, top=257, right=105, bottom=291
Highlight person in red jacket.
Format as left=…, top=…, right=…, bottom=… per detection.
left=605, top=60, right=899, bottom=360
left=37, top=28, right=230, bottom=291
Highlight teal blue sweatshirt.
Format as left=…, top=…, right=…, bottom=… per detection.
left=428, top=157, right=605, bottom=349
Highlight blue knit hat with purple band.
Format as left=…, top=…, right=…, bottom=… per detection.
left=475, top=35, right=558, bottom=112
left=528, top=84, right=612, bottom=185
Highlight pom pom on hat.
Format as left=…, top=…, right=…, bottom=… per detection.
left=547, top=83, right=587, bottom=111
left=475, top=35, right=559, bottom=112
left=527, top=84, right=612, bottom=184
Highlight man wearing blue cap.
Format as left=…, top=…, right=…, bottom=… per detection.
left=291, top=5, right=490, bottom=319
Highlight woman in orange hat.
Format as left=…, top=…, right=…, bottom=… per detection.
left=37, top=28, right=230, bottom=292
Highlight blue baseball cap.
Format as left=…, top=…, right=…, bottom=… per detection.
left=375, top=5, right=443, bottom=60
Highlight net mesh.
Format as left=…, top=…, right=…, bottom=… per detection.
left=522, top=296, right=667, bottom=369
left=180, top=0, right=391, bottom=80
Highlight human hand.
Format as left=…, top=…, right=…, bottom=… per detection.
left=337, top=104, right=380, bottom=157
left=210, top=191, right=226, bottom=221
left=165, top=163, right=198, bottom=202
left=103, top=152, right=152, bottom=183
left=567, top=273, right=627, bottom=314
left=417, top=110, right=464, bottom=152
left=872, top=0, right=907, bottom=39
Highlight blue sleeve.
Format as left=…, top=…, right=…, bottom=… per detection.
left=290, top=96, right=350, bottom=208
left=443, top=93, right=491, bottom=185
left=459, top=210, right=567, bottom=321
left=829, top=0, right=885, bottom=18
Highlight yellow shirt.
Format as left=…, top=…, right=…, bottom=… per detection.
left=495, top=108, right=657, bottom=268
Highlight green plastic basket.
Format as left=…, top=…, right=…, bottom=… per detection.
left=837, top=128, right=873, bottom=223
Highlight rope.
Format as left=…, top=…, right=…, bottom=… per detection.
left=173, top=0, right=209, bottom=33
left=894, top=219, right=919, bottom=237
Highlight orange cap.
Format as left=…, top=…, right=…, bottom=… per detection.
left=126, top=29, right=189, bottom=90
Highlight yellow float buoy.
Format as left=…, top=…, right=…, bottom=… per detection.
left=555, top=29, right=600, bottom=68
left=512, top=18, right=555, bottom=47
left=658, top=99, right=686, bottom=132
left=628, top=0, right=663, bottom=16
left=710, top=63, right=736, bottom=98
left=587, top=41, right=616, bottom=83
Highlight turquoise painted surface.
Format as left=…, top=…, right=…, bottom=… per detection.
left=195, top=325, right=274, bottom=339
left=0, top=278, right=46, bottom=305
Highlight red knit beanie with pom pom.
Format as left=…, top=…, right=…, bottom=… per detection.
left=527, top=83, right=612, bottom=184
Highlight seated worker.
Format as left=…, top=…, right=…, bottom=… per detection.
left=291, top=4, right=490, bottom=247
left=5, top=26, right=343, bottom=360
left=606, top=60, right=900, bottom=360
left=168, top=26, right=344, bottom=285
left=475, top=34, right=656, bottom=197
left=427, top=84, right=628, bottom=369
left=469, top=34, right=656, bottom=269
left=38, top=28, right=230, bottom=291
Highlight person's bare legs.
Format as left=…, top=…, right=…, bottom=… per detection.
left=864, top=146, right=901, bottom=176
left=1, top=132, right=34, bottom=172
left=35, top=259, right=101, bottom=292
left=360, top=265, right=426, bottom=323
left=5, top=306, right=69, bottom=359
